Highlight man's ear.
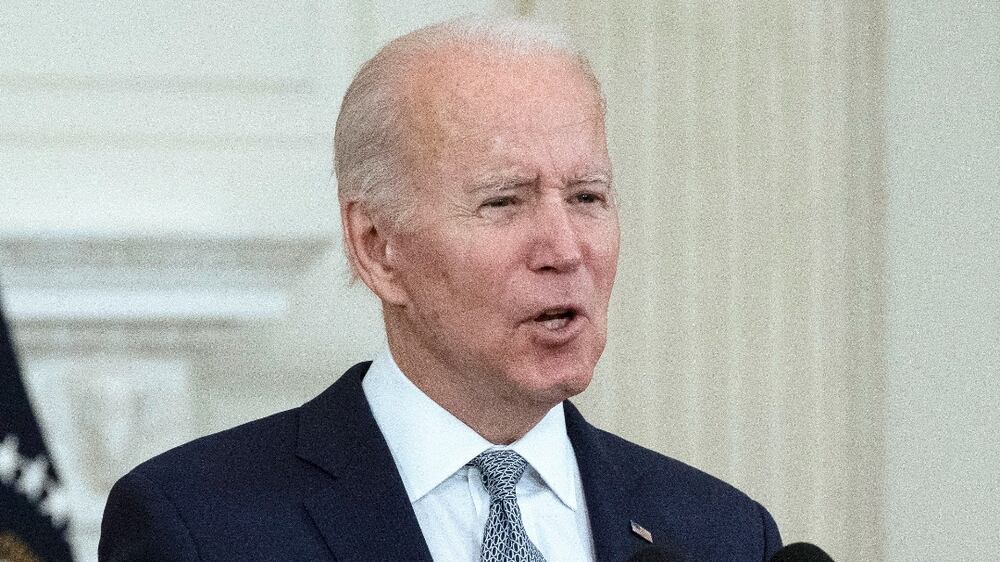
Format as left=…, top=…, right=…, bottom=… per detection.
left=340, top=201, right=409, bottom=306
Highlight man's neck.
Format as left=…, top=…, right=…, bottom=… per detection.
left=385, top=340, right=555, bottom=445
left=434, top=387, right=551, bottom=445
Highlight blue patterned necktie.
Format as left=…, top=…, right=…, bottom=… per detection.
left=469, top=449, right=547, bottom=562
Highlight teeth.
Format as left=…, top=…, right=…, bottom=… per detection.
left=541, top=317, right=570, bottom=330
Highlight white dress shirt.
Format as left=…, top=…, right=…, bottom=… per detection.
left=362, top=349, right=596, bottom=562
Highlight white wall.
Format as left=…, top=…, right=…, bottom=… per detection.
left=0, top=0, right=507, bottom=239
left=884, top=1, right=1000, bottom=559
left=1, top=0, right=336, bottom=238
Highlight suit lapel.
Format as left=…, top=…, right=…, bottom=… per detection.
left=293, top=366, right=652, bottom=561
left=296, top=362, right=433, bottom=562
left=565, top=401, right=651, bottom=562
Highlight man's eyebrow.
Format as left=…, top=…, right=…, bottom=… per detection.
left=567, top=168, right=614, bottom=187
left=467, top=168, right=614, bottom=194
left=467, top=171, right=538, bottom=194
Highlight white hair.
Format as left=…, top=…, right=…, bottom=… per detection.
left=333, top=16, right=604, bottom=267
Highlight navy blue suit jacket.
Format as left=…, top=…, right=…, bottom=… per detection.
left=99, top=362, right=781, bottom=561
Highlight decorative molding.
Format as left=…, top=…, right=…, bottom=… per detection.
left=1, top=234, right=331, bottom=561
left=0, top=72, right=330, bottom=151
left=24, top=357, right=196, bottom=562
left=0, top=236, right=329, bottom=287
left=0, top=235, right=331, bottom=353
left=8, top=288, right=287, bottom=323
left=0, top=132, right=329, bottom=151
left=0, top=73, right=316, bottom=95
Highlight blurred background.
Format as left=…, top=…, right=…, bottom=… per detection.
left=1, top=1, right=996, bottom=560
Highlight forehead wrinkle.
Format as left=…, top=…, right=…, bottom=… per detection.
left=404, top=53, right=604, bottom=146
left=443, top=113, right=605, bottom=148
left=397, top=46, right=609, bottom=198
left=461, top=114, right=609, bottom=192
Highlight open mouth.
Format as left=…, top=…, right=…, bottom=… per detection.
left=533, top=308, right=577, bottom=330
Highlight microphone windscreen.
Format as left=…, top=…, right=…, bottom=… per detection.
left=768, top=542, right=835, bottom=562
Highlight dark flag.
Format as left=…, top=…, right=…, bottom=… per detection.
left=1, top=291, right=74, bottom=561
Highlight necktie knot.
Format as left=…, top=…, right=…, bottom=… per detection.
left=469, top=449, right=528, bottom=502
left=468, top=449, right=546, bottom=562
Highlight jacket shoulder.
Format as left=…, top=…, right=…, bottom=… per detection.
left=99, top=406, right=337, bottom=561
left=593, top=426, right=749, bottom=498
left=567, top=408, right=782, bottom=561
left=128, top=406, right=302, bottom=488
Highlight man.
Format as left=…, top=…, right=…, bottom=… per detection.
left=100, top=17, right=781, bottom=561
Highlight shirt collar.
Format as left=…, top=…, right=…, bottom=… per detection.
left=361, top=348, right=580, bottom=510
left=508, top=401, right=579, bottom=510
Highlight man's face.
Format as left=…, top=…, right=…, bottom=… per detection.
left=385, top=47, right=619, bottom=408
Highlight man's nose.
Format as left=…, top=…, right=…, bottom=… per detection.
left=527, top=200, right=583, bottom=273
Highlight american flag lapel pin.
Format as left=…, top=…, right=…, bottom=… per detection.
left=630, top=520, right=653, bottom=543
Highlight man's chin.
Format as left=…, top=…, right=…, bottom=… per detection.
left=520, top=366, right=594, bottom=405
left=525, top=341, right=603, bottom=401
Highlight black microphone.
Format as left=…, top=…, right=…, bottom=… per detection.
left=625, top=545, right=688, bottom=562
left=768, top=542, right=835, bottom=562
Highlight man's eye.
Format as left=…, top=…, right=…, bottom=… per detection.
left=483, top=196, right=518, bottom=209
left=573, top=192, right=603, bottom=204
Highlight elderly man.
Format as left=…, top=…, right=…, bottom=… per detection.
left=100, top=18, right=781, bottom=562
